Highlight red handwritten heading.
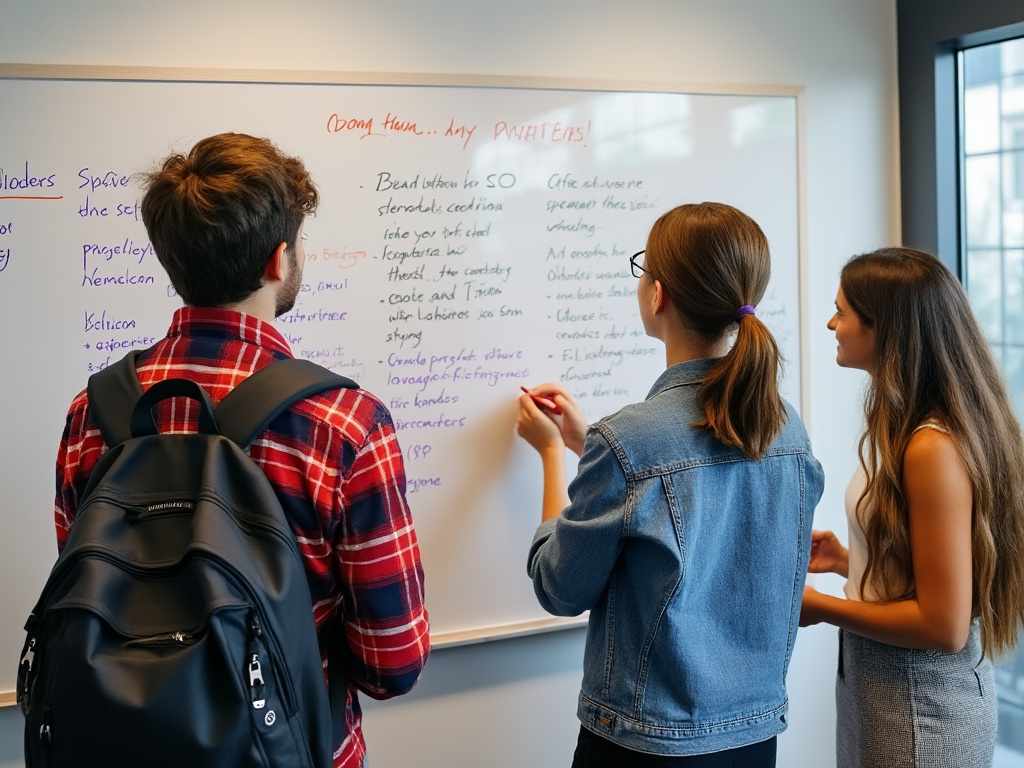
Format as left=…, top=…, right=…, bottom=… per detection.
left=326, top=113, right=592, bottom=149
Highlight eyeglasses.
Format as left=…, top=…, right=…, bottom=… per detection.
left=630, top=250, right=648, bottom=278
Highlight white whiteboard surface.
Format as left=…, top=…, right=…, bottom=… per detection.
left=0, top=67, right=804, bottom=697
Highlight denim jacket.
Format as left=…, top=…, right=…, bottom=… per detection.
left=528, top=358, right=824, bottom=756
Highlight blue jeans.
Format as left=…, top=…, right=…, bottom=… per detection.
left=571, top=726, right=777, bottom=768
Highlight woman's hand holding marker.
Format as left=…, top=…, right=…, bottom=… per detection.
left=518, top=384, right=587, bottom=457
left=520, top=386, right=562, bottom=414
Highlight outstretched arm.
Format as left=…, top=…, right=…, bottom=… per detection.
left=517, top=393, right=571, bottom=521
left=801, top=428, right=974, bottom=653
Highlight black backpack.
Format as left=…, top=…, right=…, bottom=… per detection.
left=17, top=351, right=357, bottom=768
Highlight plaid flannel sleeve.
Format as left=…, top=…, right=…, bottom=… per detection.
left=54, top=391, right=103, bottom=552
left=334, top=407, right=429, bottom=698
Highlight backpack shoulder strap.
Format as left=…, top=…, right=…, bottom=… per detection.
left=216, top=356, right=358, bottom=740
left=86, top=351, right=145, bottom=447
left=215, top=358, right=358, bottom=449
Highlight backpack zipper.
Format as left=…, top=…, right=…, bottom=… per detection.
left=199, top=490, right=308, bottom=718
left=17, top=629, right=36, bottom=714
left=125, top=630, right=196, bottom=647
left=248, top=613, right=267, bottom=710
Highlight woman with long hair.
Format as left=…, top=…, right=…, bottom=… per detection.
left=801, top=247, right=1024, bottom=768
left=518, top=202, right=824, bottom=766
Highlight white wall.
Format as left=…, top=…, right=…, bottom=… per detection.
left=0, top=1, right=895, bottom=766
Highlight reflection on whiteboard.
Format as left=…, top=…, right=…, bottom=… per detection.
left=0, top=72, right=802, bottom=693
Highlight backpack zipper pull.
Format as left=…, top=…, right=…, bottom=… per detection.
left=19, top=637, right=35, bottom=673
left=248, top=655, right=266, bottom=709
left=248, top=614, right=266, bottom=710
left=39, top=707, right=53, bottom=749
left=17, top=636, right=36, bottom=713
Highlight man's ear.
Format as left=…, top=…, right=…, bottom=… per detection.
left=264, top=242, right=289, bottom=283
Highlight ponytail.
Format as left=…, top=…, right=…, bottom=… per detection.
left=645, top=203, right=786, bottom=460
left=696, top=311, right=785, bottom=460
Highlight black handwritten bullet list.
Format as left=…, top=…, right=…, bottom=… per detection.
left=276, top=154, right=667, bottom=491
left=541, top=171, right=660, bottom=403
left=284, top=163, right=531, bottom=473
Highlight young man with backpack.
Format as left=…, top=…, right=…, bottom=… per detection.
left=42, top=132, right=429, bottom=767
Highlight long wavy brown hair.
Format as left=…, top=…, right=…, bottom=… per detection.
left=645, top=202, right=785, bottom=460
left=842, top=247, right=1024, bottom=658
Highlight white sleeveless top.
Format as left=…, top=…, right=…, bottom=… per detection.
left=844, top=421, right=948, bottom=602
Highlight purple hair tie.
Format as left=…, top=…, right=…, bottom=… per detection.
left=734, top=304, right=756, bottom=321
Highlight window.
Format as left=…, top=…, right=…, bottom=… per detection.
left=960, top=34, right=1024, bottom=767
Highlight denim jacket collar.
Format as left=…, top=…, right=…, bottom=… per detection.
left=645, top=357, right=718, bottom=400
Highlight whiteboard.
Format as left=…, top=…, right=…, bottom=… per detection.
left=0, top=67, right=804, bottom=698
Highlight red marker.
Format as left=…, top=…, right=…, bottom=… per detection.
left=521, top=386, right=562, bottom=415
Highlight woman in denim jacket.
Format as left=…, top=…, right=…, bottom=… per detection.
left=518, top=202, right=824, bottom=767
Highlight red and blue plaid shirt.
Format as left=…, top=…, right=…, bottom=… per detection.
left=55, top=307, right=429, bottom=768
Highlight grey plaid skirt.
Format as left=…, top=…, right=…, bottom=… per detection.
left=836, top=620, right=996, bottom=768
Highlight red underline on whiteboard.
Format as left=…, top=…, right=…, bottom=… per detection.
left=0, top=195, right=64, bottom=200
